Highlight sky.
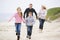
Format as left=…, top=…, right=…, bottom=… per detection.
left=0, top=0, right=60, bottom=22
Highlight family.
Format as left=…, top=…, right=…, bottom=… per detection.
left=9, top=4, right=47, bottom=40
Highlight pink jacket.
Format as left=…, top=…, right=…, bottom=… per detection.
left=9, top=13, right=24, bottom=23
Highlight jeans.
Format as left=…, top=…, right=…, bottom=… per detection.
left=27, top=26, right=33, bottom=36
left=15, top=23, right=21, bottom=35
left=39, top=18, right=45, bottom=30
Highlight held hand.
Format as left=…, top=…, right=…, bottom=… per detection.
left=23, top=21, right=25, bottom=23
left=36, top=16, right=39, bottom=19
left=23, top=18, right=26, bottom=23
left=36, top=16, right=38, bottom=19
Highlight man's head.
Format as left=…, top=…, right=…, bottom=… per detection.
left=29, top=4, right=33, bottom=9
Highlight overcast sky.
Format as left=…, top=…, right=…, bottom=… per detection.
left=0, top=0, right=60, bottom=22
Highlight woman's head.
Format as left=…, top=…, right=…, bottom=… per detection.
left=41, top=5, right=46, bottom=10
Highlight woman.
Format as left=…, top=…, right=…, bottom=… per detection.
left=38, top=5, right=47, bottom=32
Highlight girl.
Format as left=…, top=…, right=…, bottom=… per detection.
left=25, top=11, right=35, bottom=39
left=38, top=5, right=47, bottom=32
left=9, top=7, right=24, bottom=40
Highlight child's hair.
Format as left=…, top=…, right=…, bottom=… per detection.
left=17, top=7, right=23, bottom=18
left=17, top=7, right=21, bottom=11
left=28, top=11, right=32, bottom=15
left=42, top=5, right=46, bottom=9
left=29, top=3, right=32, bottom=5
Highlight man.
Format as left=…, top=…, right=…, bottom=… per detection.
left=24, top=4, right=37, bottom=19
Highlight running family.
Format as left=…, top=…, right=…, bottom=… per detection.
left=8, top=4, right=47, bottom=40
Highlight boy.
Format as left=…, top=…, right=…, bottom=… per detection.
left=25, top=11, right=35, bottom=39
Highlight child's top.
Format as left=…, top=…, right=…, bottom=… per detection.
left=25, top=16, right=35, bottom=26
left=38, top=9, right=47, bottom=19
left=11, top=13, right=24, bottom=23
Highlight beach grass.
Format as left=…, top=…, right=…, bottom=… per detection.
left=47, top=7, right=60, bottom=20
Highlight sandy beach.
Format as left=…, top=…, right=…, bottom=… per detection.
left=0, top=19, right=60, bottom=40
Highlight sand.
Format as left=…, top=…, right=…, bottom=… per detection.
left=0, top=19, right=60, bottom=40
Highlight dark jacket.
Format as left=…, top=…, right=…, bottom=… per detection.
left=24, top=8, right=37, bottom=18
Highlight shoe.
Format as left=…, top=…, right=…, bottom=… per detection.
left=39, top=29, right=43, bottom=33
left=16, top=33, right=18, bottom=35
left=17, top=36, right=20, bottom=40
left=29, top=36, right=31, bottom=39
left=26, top=35, right=29, bottom=38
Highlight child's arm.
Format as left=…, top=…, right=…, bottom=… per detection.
left=25, top=18, right=28, bottom=23
left=8, top=13, right=15, bottom=22
left=22, top=17, right=25, bottom=23
left=8, top=16, right=14, bottom=22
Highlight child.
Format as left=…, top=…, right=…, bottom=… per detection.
left=38, top=5, right=47, bottom=32
left=25, top=11, right=35, bottom=39
left=9, top=7, right=24, bottom=40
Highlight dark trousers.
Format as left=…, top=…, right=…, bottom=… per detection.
left=39, top=18, right=45, bottom=30
left=27, top=26, right=33, bottom=36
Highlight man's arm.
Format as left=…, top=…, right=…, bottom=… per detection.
left=33, top=9, right=38, bottom=18
left=24, top=8, right=27, bottom=18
